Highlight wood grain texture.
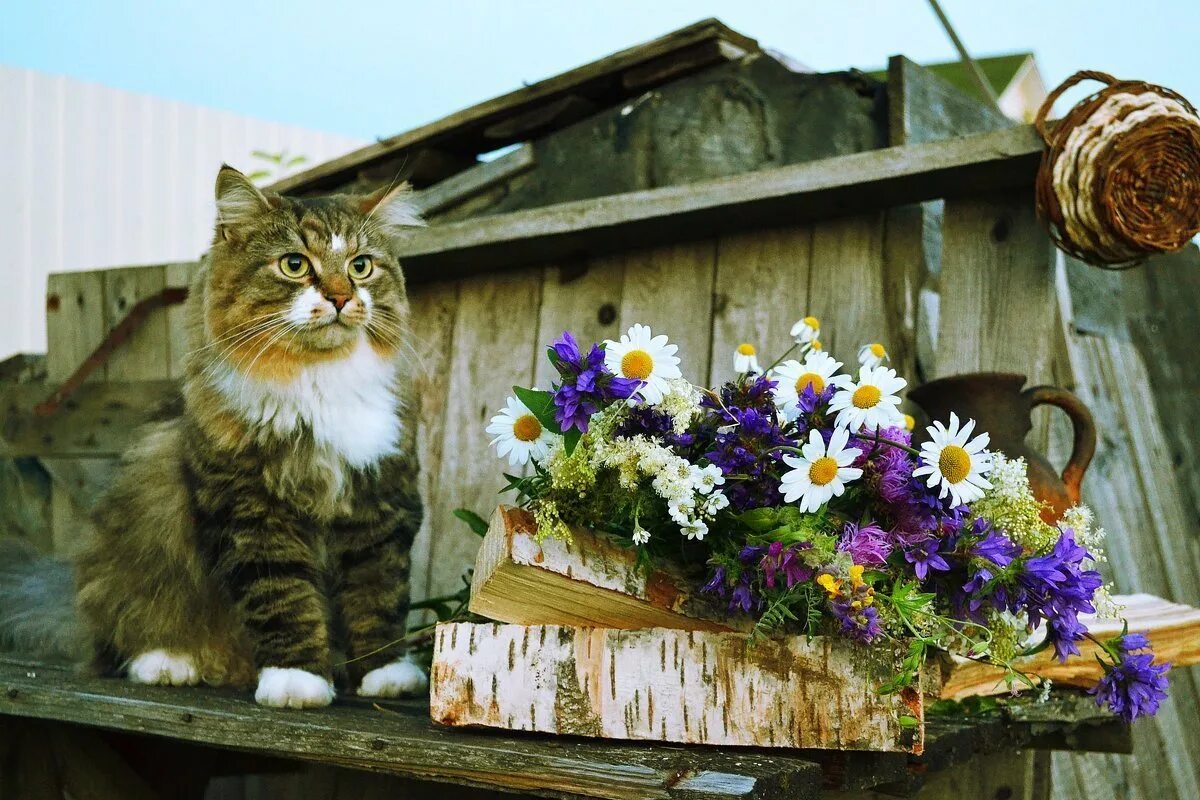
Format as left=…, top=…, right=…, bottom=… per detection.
left=102, top=265, right=169, bottom=381
left=390, top=126, right=1045, bottom=282
left=0, top=659, right=825, bottom=800
left=45, top=271, right=106, bottom=384
left=430, top=622, right=924, bottom=753
left=423, top=268, right=544, bottom=600
left=807, top=213, right=890, bottom=360
left=709, top=225, right=812, bottom=387
left=616, top=241, right=717, bottom=386
left=533, top=256, right=625, bottom=390
left=469, top=506, right=740, bottom=633
left=935, top=189, right=1055, bottom=380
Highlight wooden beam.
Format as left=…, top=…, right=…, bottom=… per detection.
left=0, top=660, right=824, bottom=800
left=270, top=19, right=759, bottom=195
left=414, top=144, right=536, bottom=217
left=1, top=381, right=176, bottom=459
left=395, top=126, right=1045, bottom=283
left=430, top=622, right=925, bottom=753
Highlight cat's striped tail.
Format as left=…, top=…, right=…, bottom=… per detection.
left=0, top=537, right=85, bottom=661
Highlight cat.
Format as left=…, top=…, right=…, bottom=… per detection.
left=0, top=166, right=427, bottom=708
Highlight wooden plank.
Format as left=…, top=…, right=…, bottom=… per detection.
left=886, top=55, right=1011, bottom=147
left=45, top=271, right=106, bottom=384
left=0, top=660, right=825, bottom=800
left=617, top=241, right=716, bottom=386
left=404, top=279, right=460, bottom=615
left=164, top=261, right=198, bottom=379
left=415, top=144, right=536, bottom=218
left=807, top=213, right=890, bottom=361
left=533, top=255, right=625, bottom=392
left=1, top=381, right=176, bottom=459
left=102, top=265, right=169, bottom=381
left=935, top=188, right=1055, bottom=380
left=270, top=19, right=759, bottom=195
left=469, top=506, right=740, bottom=633
left=430, top=622, right=924, bottom=753
left=424, top=268, right=544, bottom=600
left=392, top=126, right=1046, bottom=283
left=709, top=225, right=812, bottom=386
left=939, top=594, right=1200, bottom=699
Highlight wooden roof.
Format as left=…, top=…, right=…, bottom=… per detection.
left=270, top=19, right=760, bottom=195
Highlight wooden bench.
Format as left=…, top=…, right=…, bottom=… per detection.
left=0, top=656, right=1128, bottom=799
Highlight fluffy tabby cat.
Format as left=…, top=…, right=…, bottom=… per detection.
left=0, top=166, right=426, bottom=708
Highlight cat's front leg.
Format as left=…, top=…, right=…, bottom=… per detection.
left=201, top=499, right=336, bottom=709
left=332, top=462, right=425, bottom=697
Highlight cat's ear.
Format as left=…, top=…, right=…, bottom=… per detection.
left=359, top=182, right=425, bottom=232
left=214, top=165, right=277, bottom=239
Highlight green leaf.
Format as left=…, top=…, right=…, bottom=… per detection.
left=453, top=508, right=490, bottom=537
left=564, top=427, right=582, bottom=456
left=512, top=386, right=562, bottom=434
left=898, top=715, right=921, bottom=728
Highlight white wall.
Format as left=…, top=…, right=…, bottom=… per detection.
left=0, top=65, right=365, bottom=358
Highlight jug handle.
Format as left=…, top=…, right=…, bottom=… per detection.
left=1021, top=386, right=1097, bottom=505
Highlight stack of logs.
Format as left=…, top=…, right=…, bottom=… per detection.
left=429, top=506, right=1200, bottom=753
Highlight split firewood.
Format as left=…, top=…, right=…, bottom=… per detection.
left=430, top=622, right=924, bottom=753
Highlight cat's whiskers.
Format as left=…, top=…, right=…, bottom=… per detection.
left=199, top=319, right=295, bottom=379
left=189, top=310, right=290, bottom=355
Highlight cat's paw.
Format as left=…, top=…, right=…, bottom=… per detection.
left=127, top=649, right=199, bottom=686
left=358, top=659, right=428, bottom=698
left=254, top=667, right=335, bottom=709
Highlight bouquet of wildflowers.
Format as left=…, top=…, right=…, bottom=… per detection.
left=485, top=318, right=1170, bottom=723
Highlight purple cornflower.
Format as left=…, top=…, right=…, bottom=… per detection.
left=837, top=522, right=893, bottom=567
left=1090, top=634, right=1171, bottom=722
left=760, top=541, right=815, bottom=589
left=831, top=601, right=882, bottom=643
left=548, top=331, right=639, bottom=432
left=971, top=528, right=1023, bottom=568
left=701, top=396, right=790, bottom=510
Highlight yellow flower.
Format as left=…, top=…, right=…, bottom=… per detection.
left=816, top=573, right=842, bottom=597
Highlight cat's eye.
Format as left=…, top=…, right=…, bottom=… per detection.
left=278, top=253, right=311, bottom=279
left=349, top=255, right=375, bottom=280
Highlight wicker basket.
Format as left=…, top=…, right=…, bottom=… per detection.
left=1035, top=70, right=1200, bottom=269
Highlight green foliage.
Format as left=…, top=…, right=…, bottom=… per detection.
left=452, top=508, right=490, bottom=537
left=246, top=149, right=309, bottom=185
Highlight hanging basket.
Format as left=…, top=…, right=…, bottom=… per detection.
left=1034, top=70, right=1200, bottom=269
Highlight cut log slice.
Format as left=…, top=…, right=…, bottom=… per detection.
left=430, top=622, right=924, bottom=753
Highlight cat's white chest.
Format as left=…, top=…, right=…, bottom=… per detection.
left=215, top=339, right=402, bottom=467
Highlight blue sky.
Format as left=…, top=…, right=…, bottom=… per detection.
left=3, top=1, right=1197, bottom=141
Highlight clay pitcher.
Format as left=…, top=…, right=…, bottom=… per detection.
left=907, top=373, right=1096, bottom=522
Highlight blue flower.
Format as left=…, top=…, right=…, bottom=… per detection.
left=1090, top=634, right=1171, bottom=722
left=548, top=331, right=640, bottom=433
left=1018, top=530, right=1104, bottom=662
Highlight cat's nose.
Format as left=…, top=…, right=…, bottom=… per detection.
left=325, top=293, right=351, bottom=312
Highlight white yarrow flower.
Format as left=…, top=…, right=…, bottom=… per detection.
left=681, top=520, right=709, bottom=541
left=485, top=396, right=557, bottom=466
left=604, top=323, right=682, bottom=405
left=632, top=525, right=650, bottom=545
left=693, top=464, right=725, bottom=494
left=827, top=365, right=907, bottom=432
left=913, top=412, right=994, bottom=507
left=733, top=343, right=762, bottom=374
left=780, top=428, right=863, bottom=512
left=857, top=342, right=889, bottom=369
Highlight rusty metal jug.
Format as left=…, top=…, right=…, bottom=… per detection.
left=907, top=373, right=1097, bottom=522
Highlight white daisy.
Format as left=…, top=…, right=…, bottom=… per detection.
left=771, top=352, right=845, bottom=417
left=858, top=342, right=889, bottom=369
left=913, top=412, right=994, bottom=507
left=733, top=343, right=761, bottom=375
left=780, top=428, right=864, bottom=513
left=604, top=323, right=682, bottom=405
left=828, top=365, right=907, bottom=432
left=790, top=315, right=820, bottom=345
left=485, top=396, right=557, bottom=466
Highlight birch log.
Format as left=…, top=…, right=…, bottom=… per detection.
left=470, top=506, right=745, bottom=632
left=430, top=622, right=924, bottom=753
left=938, top=593, right=1200, bottom=700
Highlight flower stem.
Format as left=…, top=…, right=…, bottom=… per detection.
left=859, top=431, right=920, bottom=457
left=764, top=342, right=801, bottom=374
